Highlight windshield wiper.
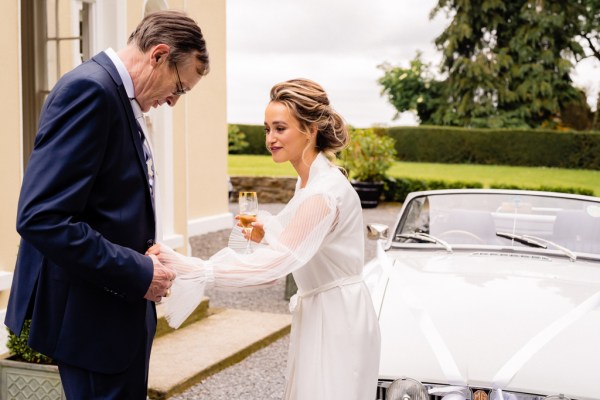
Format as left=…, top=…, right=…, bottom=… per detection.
left=496, top=231, right=547, bottom=248
left=396, top=232, right=453, bottom=252
left=496, top=231, right=576, bottom=262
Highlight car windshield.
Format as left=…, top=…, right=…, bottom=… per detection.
left=393, top=191, right=600, bottom=257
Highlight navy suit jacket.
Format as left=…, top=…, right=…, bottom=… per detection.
left=5, top=52, right=157, bottom=374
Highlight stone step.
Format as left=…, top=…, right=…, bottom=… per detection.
left=155, top=297, right=210, bottom=338
left=147, top=308, right=291, bottom=399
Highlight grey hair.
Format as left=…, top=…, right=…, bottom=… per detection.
left=128, top=10, right=209, bottom=76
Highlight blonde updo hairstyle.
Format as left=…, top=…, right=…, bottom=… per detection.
left=269, top=79, right=349, bottom=161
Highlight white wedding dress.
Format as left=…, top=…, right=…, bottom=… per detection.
left=160, top=153, right=381, bottom=399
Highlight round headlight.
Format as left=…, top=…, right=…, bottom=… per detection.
left=386, top=377, right=429, bottom=400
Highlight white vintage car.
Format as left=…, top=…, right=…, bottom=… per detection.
left=363, top=189, right=600, bottom=400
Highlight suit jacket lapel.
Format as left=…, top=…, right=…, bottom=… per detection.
left=92, top=52, right=151, bottom=193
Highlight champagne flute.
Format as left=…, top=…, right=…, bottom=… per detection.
left=238, top=191, right=258, bottom=253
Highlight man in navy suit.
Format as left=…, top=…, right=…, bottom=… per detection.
left=5, top=10, right=209, bottom=399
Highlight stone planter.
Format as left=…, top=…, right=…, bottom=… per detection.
left=0, top=358, right=65, bottom=400
left=352, top=181, right=384, bottom=209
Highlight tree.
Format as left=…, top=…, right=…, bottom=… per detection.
left=378, top=54, right=445, bottom=125
left=577, top=0, right=600, bottom=129
left=379, top=0, right=588, bottom=129
left=578, top=0, right=600, bottom=62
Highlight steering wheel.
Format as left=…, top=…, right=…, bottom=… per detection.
left=438, top=230, right=485, bottom=244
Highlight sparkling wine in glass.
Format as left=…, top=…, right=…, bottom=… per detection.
left=238, top=191, right=258, bottom=252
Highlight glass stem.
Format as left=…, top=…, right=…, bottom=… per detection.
left=246, top=229, right=252, bottom=253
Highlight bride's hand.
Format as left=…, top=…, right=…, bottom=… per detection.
left=235, top=215, right=265, bottom=243
left=249, top=222, right=265, bottom=243
left=155, top=243, right=178, bottom=260
left=148, top=242, right=203, bottom=274
left=146, top=243, right=181, bottom=269
left=235, top=215, right=264, bottom=243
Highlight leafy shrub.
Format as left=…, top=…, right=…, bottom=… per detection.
left=6, top=320, right=54, bottom=364
left=341, top=128, right=397, bottom=182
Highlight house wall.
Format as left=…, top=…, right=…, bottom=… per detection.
left=0, top=1, right=23, bottom=312
left=183, top=0, right=232, bottom=240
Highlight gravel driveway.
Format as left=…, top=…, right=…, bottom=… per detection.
left=169, top=202, right=400, bottom=400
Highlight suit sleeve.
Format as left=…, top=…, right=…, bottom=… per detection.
left=16, top=73, right=153, bottom=300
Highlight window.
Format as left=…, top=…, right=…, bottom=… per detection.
left=21, top=0, right=93, bottom=165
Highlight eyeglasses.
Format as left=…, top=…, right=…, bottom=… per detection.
left=173, top=63, right=187, bottom=96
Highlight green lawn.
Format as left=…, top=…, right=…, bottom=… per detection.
left=229, top=155, right=600, bottom=196
left=229, top=155, right=298, bottom=177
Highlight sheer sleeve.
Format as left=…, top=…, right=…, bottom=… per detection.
left=160, top=192, right=338, bottom=328
left=226, top=208, right=273, bottom=252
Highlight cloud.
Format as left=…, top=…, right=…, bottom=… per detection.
left=228, top=0, right=445, bottom=57
left=226, top=0, right=599, bottom=126
left=226, top=0, right=448, bottom=126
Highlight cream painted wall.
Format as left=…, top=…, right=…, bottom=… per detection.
left=184, top=0, right=231, bottom=240
left=159, top=0, right=231, bottom=249
left=0, top=2, right=23, bottom=308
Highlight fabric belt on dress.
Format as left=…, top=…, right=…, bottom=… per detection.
left=288, top=274, right=364, bottom=313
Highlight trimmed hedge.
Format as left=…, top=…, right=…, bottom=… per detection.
left=383, top=177, right=483, bottom=202
left=232, top=124, right=270, bottom=155
left=382, top=177, right=594, bottom=203
left=489, top=183, right=594, bottom=196
left=387, top=125, right=600, bottom=170
left=231, top=124, right=600, bottom=169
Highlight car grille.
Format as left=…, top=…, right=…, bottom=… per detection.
left=376, top=387, right=449, bottom=400
left=377, top=381, right=458, bottom=400
left=376, top=381, right=541, bottom=400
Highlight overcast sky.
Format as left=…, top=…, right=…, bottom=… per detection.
left=225, top=0, right=600, bottom=128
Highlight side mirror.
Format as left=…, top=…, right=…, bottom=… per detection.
left=366, top=223, right=389, bottom=241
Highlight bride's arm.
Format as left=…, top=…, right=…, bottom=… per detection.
left=157, top=193, right=337, bottom=285
left=209, top=193, right=338, bottom=285
left=156, top=193, right=338, bottom=328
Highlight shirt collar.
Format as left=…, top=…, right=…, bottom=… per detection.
left=297, top=152, right=331, bottom=189
left=309, top=152, right=331, bottom=176
left=104, top=47, right=135, bottom=99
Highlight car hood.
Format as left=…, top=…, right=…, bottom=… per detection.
left=365, top=248, right=600, bottom=399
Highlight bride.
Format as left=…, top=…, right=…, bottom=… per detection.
left=151, top=78, right=381, bottom=399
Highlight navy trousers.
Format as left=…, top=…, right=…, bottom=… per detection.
left=58, top=307, right=155, bottom=399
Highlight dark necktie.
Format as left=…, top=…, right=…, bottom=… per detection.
left=130, top=99, right=155, bottom=199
